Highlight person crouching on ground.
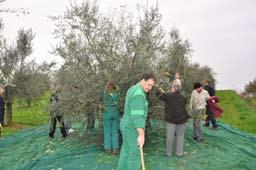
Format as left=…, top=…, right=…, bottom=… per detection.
left=101, top=82, right=120, bottom=155
left=157, top=84, right=188, bottom=157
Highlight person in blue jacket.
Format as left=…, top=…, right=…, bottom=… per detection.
left=101, top=82, right=120, bottom=155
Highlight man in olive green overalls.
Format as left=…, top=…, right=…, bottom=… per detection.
left=117, top=73, right=156, bottom=170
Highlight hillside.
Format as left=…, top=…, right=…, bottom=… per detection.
left=217, top=90, right=256, bottom=134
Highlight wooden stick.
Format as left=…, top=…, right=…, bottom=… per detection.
left=140, top=147, right=146, bottom=170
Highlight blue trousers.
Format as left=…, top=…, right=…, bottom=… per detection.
left=103, top=107, right=120, bottom=150
left=205, top=105, right=217, bottom=127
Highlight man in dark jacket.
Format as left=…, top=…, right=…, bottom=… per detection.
left=48, top=87, right=67, bottom=138
left=157, top=84, right=188, bottom=157
left=203, top=80, right=218, bottom=129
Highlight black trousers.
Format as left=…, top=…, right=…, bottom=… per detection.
left=49, top=115, right=67, bottom=138
left=205, top=105, right=217, bottom=128
left=0, top=110, right=4, bottom=125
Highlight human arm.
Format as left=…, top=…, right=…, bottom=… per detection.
left=156, top=87, right=166, bottom=101
left=189, top=91, right=194, bottom=111
left=137, top=128, right=145, bottom=148
left=130, top=95, right=147, bottom=147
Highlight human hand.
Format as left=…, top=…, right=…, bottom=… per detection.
left=137, top=134, right=145, bottom=148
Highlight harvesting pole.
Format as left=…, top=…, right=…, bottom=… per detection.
left=140, top=146, right=146, bottom=170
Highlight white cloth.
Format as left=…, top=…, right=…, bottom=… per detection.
left=68, top=128, right=75, bottom=133
left=190, top=89, right=210, bottom=110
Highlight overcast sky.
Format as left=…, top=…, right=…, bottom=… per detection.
left=1, top=0, right=256, bottom=91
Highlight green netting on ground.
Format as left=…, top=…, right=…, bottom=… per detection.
left=0, top=121, right=256, bottom=170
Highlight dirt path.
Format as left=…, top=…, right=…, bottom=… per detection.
left=1, top=123, right=29, bottom=138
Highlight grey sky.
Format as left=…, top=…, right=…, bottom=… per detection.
left=1, top=0, right=256, bottom=91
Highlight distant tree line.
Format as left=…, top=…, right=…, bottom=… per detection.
left=244, top=79, right=256, bottom=95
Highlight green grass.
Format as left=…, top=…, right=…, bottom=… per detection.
left=217, top=90, right=256, bottom=134
left=2, top=92, right=50, bottom=137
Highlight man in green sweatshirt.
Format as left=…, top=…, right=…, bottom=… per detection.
left=117, top=73, right=156, bottom=170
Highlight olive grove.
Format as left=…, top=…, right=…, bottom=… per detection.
left=51, top=1, right=216, bottom=141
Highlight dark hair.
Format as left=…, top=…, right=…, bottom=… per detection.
left=142, top=73, right=156, bottom=82
left=193, top=82, right=202, bottom=89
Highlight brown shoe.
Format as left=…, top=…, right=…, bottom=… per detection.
left=105, top=149, right=111, bottom=154
left=112, top=148, right=120, bottom=155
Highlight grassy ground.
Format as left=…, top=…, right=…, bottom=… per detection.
left=2, top=92, right=50, bottom=137
left=217, top=90, right=256, bottom=134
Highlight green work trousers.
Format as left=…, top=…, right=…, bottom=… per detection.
left=117, top=126, right=141, bottom=170
left=103, top=106, right=120, bottom=150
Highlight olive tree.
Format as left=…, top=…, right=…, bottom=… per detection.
left=52, top=0, right=216, bottom=142
left=52, top=1, right=164, bottom=138
left=0, top=28, right=51, bottom=123
left=245, top=79, right=256, bottom=94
